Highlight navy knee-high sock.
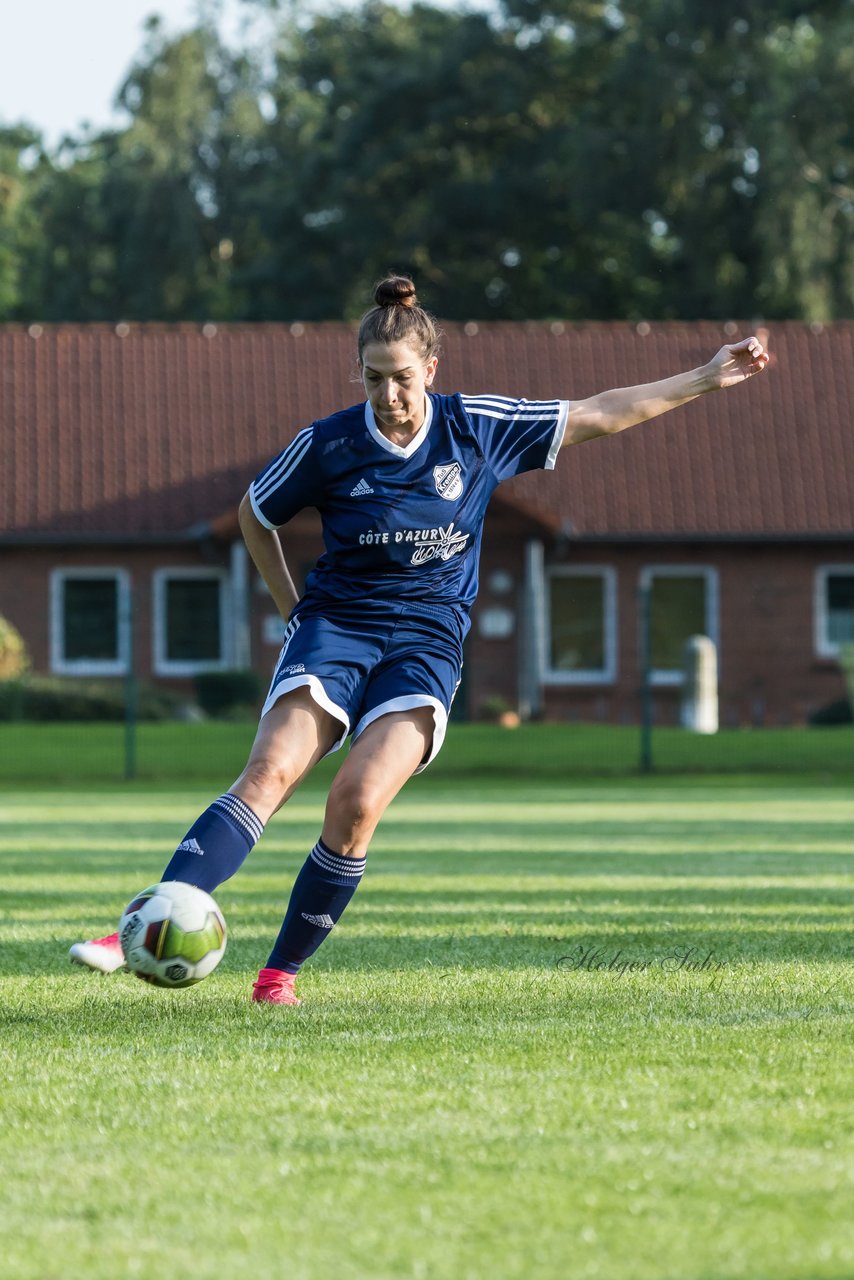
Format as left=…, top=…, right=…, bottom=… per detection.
left=266, top=839, right=366, bottom=974
left=161, top=793, right=265, bottom=894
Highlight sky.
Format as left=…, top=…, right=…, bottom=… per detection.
left=1, top=0, right=205, bottom=145
left=0, top=0, right=491, bottom=147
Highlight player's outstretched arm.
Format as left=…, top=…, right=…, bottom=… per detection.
left=238, top=493, right=300, bottom=619
left=562, top=334, right=770, bottom=447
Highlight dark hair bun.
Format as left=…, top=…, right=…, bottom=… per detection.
left=374, top=275, right=417, bottom=309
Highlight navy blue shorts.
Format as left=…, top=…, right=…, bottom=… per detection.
left=261, top=601, right=466, bottom=771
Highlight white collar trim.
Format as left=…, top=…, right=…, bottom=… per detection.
left=364, top=396, right=433, bottom=458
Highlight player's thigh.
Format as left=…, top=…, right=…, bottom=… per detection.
left=327, top=707, right=434, bottom=818
left=233, top=686, right=341, bottom=810
left=352, top=609, right=464, bottom=776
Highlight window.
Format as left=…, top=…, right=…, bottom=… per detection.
left=544, top=566, right=617, bottom=683
left=639, top=566, right=719, bottom=684
left=815, top=566, right=854, bottom=657
left=153, top=569, right=229, bottom=675
left=50, top=569, right=129, bottom=675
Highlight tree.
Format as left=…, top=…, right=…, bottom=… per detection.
left=0, top=614, right=29, bottom=680
left=495, top=0, right=854, bottom=320
left=0, top=0, right=850, bottom=322
left=18, top=19, right=266, bottom=321
left=749, top=6, right=853, bottom=319
left=0, top=126, right=46, bottom=317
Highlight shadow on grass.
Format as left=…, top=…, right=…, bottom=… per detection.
left=5, top=847, right=854, bottom=882
left=3, top=913, right=852, bottom=981
left=6, top=877, right=854, bottom=941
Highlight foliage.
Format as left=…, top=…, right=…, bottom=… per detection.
left=193, top=669, right=264, bottom=717
left=0, top=126, right=44, bottom=318
left=808, top=697, right=853, bottom=726
left=479, top=693, right=513, bottom=721
left=0, top=613, right=29, bottom=680
left=0, top=1, right=851, bottom=323
left=0, top=676, right=184, bottom=722
left=14, top=22, right=267, bottom=322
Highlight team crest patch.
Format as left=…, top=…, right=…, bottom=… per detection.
left=433, top=461, right=463, bottom=501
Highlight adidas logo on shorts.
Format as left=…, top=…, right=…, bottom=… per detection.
left=300, top=912, right=335, bottom=929
left=350, top=477, right=374, bottom=497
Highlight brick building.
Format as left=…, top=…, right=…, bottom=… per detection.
left=1, top=320, right=852, bottom=726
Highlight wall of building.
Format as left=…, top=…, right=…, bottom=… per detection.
left=0, top=543, right=233, bottom=696
left=2, top=535, right=850, bottom=728
left=529, top=541, right=852, bottom=727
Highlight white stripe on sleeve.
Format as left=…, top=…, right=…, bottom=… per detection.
left=253, top=428, right=313, bottom=502
left=545, top=401, right=570, bottom=469
left=461, top=394, right=563, bottom=421
left=249, top=486, right=280, bottom=530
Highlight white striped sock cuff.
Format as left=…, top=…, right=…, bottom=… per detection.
left=310, top=841, right=366, bottom=878
left=212, top=793, right=265, bottom=845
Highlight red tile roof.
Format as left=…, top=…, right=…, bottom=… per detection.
left=1, top=320, right=851, bottom=540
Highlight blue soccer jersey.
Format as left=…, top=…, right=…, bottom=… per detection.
left=249, top=392, right=568, bottom=616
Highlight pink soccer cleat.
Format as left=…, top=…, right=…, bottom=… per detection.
left=252, top=967, right=301, bottom=1005
left=69, top=931, right=126, bottom=974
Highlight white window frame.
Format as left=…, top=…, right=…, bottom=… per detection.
left=639, top=564, right=719, bottom=686
left=50, top=567, right=130, bottom=676
left=815, top=564, right=854, bottom=658
left=543, top=565, right=618, bottom=685
left=153, top=567, right=230, bottom=677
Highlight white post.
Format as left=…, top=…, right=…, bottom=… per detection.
left=682, top=635, right=718, bottom=733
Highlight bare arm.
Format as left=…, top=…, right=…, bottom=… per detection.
left=563, top=334, right=771, bottom=446
left=238, top=493, right=300, bottom=619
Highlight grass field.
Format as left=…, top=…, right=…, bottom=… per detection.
left=1, top=720, right=853, bottom=783
left=2, top=774, right=853, bottom=1279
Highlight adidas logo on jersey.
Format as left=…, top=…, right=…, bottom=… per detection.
left=300, top=912, right=335, bottom=929
left=176, top=837, right=204, bottom=856
left=350, top=477, right=374, bottom=497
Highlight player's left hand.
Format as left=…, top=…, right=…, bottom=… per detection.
left=706, top=332, right=770, bottom=389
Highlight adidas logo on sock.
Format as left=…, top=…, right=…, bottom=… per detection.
left=300, top=912, right=335, bottom=929
left=177, top=837, right=204, bottom=856
left=349, top=477, right=374, bottom=497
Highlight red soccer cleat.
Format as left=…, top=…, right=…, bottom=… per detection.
left=69, top=931, right=126, bottom=974
left=252, top=967, right=301, bottom=1005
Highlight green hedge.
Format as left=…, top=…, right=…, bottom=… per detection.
left=193, top=670, right=264, bottom=718
left=0, top=677, right=185, bottom=722
left=808, top=698, right=853, bottom=726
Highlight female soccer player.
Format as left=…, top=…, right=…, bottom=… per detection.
left=70, top=276, right=769, bottom=1002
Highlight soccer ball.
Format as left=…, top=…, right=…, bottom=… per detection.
left=119, top=881, right=227, bottom=988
